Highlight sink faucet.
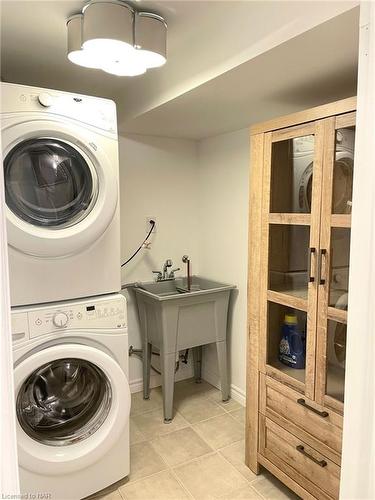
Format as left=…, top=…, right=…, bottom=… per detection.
left=162, top=259, right=172, bottom=279
left=182, top=255, right=192, bottom=291
left=152, top=259, right=180, bottom=282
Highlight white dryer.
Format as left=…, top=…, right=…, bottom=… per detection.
left=292, top=129, right=354, bottom=213
left=12, top=293, right=130, bottom=500
left=1, top=82, right=121, bottom=306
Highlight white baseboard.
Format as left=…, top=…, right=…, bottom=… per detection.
left=202, top=367, right=246, bottom=407
left=130, top=363, right=194, bottom=394
left=130, top=363, right=246, bottom=408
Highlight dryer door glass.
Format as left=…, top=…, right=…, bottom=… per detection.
left=16, top=358, right=112, bottom=446
left=4, top=138, right=96, bottom=227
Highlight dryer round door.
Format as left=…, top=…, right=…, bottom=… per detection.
left=2, top=119, right=118, bottom=257
left=14, top=344, right=130, bottom=475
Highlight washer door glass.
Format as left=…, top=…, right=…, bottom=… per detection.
left=4, top=138, right=96, bottom=227
left=16, top=358, right=112, bottom=446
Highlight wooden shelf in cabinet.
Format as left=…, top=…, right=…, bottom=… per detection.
left=331, top=214, right=351, bottom=228
left=268, top=213, right=311, bottom=225
left=327, top=307, right=347, bottom=323
left=265, top=363, right=305, bottom=393
left=267, top=361, right=306, bottom=384
left=267, top=290, right=308, bottom=311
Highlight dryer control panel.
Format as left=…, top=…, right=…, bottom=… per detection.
left=1, top=82, right=117, bottom=135
left=11, top=294, right=127, bottom=342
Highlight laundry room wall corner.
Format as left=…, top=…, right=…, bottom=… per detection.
left=118, top=133, right=200, bottom=390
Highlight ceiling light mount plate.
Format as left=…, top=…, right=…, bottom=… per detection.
left=67, top=0, right=167, bottom=76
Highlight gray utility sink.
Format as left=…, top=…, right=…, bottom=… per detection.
left=134, top=276, right=236, bottom=422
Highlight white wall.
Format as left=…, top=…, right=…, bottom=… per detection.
left=197, top=128, right=250, bottom=404
left=118, top=134, right=200, bottom=390
left=119, top=130, right=251, bottom=402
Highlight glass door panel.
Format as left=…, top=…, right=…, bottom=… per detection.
left=329, top=228, right=351, bottom=309
left=326, top=320, right=346, bottom=403
left=267, top=301, right=307, bottom=385
left=332, top=126, right=355, bottom=214
left=269, top=224, right=311, bottom=300
left=270, top=135, right=314, bottom=213
left=315, top=113, right=355, bottom=412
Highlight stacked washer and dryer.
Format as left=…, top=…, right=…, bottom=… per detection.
left=1, top=82, right=130, bottom=499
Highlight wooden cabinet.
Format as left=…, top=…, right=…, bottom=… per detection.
left=245, top=98, right=356, bottom=499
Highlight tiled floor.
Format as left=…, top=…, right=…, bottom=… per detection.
left=93, top=379, right=299, bottom=500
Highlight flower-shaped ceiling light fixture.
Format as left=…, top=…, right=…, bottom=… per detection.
left=67, top=1, right=167, bottom=76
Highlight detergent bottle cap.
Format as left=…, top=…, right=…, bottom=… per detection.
left=284, top=314, right=297, bottom=325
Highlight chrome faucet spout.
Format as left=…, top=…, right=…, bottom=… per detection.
left=182, top=255, right=192, bottom=291
left=162, top=259, right=173, bottom=279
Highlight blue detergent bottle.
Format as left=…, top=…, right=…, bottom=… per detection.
left=279, top=313, right=306, bottom=369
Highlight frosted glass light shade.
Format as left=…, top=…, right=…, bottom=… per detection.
left=67, top=14, right=102, bottom=69
left=82, top=2, right=134, bottom=55
left=103, top=53, right=146, bottom=76
left=134, top=12, right=167, bottom=68
left=66, top=3, right=167, bottom=76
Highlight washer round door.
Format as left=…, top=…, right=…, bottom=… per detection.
left=2, top=118, right=118, bottom=257
left=14, top=344, right=130, bottom=475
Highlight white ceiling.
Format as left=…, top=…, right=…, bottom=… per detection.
left=123, top=7, right=359, bottom=139
left=1, top=0, right=359, bottom=139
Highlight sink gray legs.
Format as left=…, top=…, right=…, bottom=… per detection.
left=143, top=342, right=152, bottom=400
left=192, top=346, right=202, bottom=383
left=216, top=340, right=229, bottom=402
left=160, top=350, right=176, bottom=422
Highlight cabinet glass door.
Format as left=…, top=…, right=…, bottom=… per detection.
left=315, top=112, right=355, bottom=413
left=262, top=122, right=324, bottom=398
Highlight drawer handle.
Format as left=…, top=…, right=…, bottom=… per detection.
left=297, top=398, right=329, bottom=418
left=296, top=445, right=328, bottom=468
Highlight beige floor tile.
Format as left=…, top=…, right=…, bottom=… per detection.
left=174, top=378, right=216, bottom=403
left=193, top=413, right=244, bottom=450
left=120, top=470, right=190, bottom=500
left=207, top=389, right=243, bottom=412
left=215, top=484, right=263, bottom=499
left=96, top=490, right=123, bottom=500
left=134, top=408, right=189, bottom=440
left=229, top=408, right=246, bottom=427
left=219, top=440, right=257, bottom=482
left=129, top=441, right=167, bottom=482
left=130, top=388, right=163, bottom=416
left=174, top=452, right=248, bottom=499
left=251, top=472, right=300, bottom=499
left=151, top=427, right=213, bottom=467
left=175, top=392, right=226, bottom=424
left=130, top=419, right=147, bottom=446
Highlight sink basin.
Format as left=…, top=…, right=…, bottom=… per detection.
left=135, top=276, right=234, bottom=300
left=133, top=276, right=236, bottom=422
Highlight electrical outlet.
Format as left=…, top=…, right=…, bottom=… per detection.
left=146, top=216, right=157, bottom=233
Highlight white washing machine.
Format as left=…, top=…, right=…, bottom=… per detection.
left=292, top=128, right=355, bottom=213
left=12, top=293, right=130, bottom=500
left=1, top=82, right=121, bottom=306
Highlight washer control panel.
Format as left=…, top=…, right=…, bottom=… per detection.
left=11, top=294, right=127, bottom=341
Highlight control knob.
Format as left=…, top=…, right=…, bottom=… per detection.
left=38, top=92, right=53, bottom=107
left=53, top=312, right=69, bottom=328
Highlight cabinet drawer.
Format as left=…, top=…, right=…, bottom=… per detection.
left=260, top=375, right=342, bottom=461
left=260, top=416, right=340, bottom=500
